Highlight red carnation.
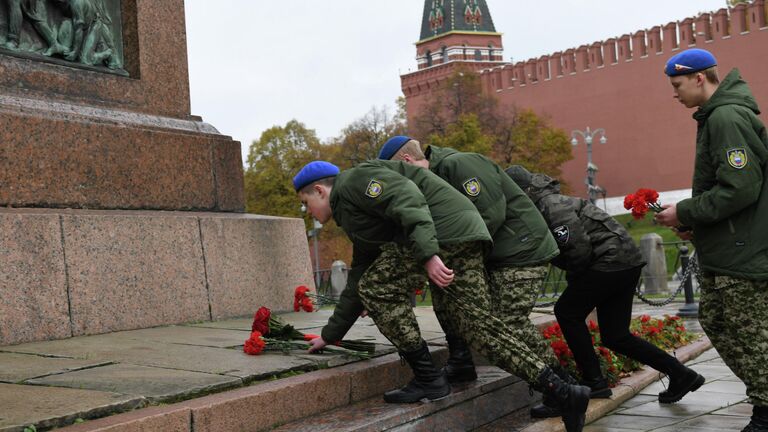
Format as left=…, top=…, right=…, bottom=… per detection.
left=300, top=296, right=314, bottom=313
left=624, top=188, right=662, bottom=220
left=294, top=285, right=311, bottom=312
left=244, top=331, right=266, bottom=355
left=251, top=307, right=271, bottom=335
left=623, top=194, right=635, bottom=210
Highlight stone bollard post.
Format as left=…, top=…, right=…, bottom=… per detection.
left=330, top=260, right=348, bottom=300
left=639, top=233, right=668, bottom=294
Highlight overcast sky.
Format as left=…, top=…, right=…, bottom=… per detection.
left=184, top=0, right=727, bottom=163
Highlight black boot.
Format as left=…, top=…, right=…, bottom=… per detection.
left=538, top=367, right=591, bottom=432
left=580, top=375, right=613, bottom=399
left=658, top=367, right=705, bottom=404
left=442, top=334, right=477, bottom=383
left=383, top=341, right=451, bottom=403
left=530, top=366, right=577, bottom=418
left=743, top=406, right=768, bottom=432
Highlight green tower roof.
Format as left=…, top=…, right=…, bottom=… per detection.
left=419, top=0, right=497, bottom=42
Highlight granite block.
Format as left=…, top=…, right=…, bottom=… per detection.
left=0, top=111, right=238, bottom=211
left=0, top=212, right=70, bottom=346
left=27, top=364, right=242, bottom=403
left=55, top=405, right=191, bottom=432
left=0, top=383, right=144, bottom=431
left=212, top=138, right=245, bottom=212
left=186, top=368, right=351, bottom=432
left=200, top=215, right=315, bottom=319
left=62, top=213, right=210, bottom=336
left=7, top=332, right=317, bottom=382
left=0, top=352, right=109, bottom=383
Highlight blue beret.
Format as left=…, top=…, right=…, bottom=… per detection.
left=665, top=48, right=717, bottom=76
left=293, top=161, right=339, bottom=191
left=378, top=136, right=413, bottom=160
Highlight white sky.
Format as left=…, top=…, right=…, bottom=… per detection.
left=184, top=0, right=728, bottom=163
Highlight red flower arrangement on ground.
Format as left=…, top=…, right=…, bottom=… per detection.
left=243, top=331, right=266, bottom=355
left=542, top=315, right=697, bottom=386
left=244, top=306, right=375, bottom=357
left=294, top=286, right=314, bottom=312
left=624, top=188, right=664, bottom=220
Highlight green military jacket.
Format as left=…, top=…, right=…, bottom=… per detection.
left=676, top=69, right=768, bottom=280
left=322, top=160, right=491, bottom=342
left=426, top=146, right=559, bottom=269
left=511, top=167, right=645, bottom=273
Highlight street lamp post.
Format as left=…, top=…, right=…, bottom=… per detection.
left=308, top=218, right=323, bottom=288
left=571, top=127, right=607, bottom=204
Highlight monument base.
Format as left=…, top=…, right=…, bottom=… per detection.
left=0, top=208, right=314, bottom=346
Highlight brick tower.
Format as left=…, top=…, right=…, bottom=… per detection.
left=403, top=0, right=507, bottom=125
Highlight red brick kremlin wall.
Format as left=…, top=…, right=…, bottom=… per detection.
left=402, top=2, right=768, bottom=199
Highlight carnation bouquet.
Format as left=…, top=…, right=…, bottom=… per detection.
left=245, top=306, right=375, bottom=358
left=624, top=188, right=663, bottom=220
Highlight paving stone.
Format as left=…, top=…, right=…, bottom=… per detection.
left=697, top=379, right=747, bottom=395
left=588, top=413, right=681, bottom=429
left=583, top=427, right=646, bottom=432
left=187, top=318, right=252, bottom=331
left=26, top=364, right=242, bottom=403
left=664, top=389, right=748, bottom=407
left=7, top=336, right=317, bottom=381
left=0, top=352, right=110, bottom=383
left=117, top=326, right=251, bottom=348
left=712, top=402, right=753, bottom=417
left=618, top=401, right=717, bottom=419
left=619, top=394, right=659, bottom=409
left=670, top=413, right=752, bottom=429
left=0, top=383, right=143, bottom=431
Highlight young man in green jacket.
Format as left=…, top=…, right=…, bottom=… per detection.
left=378, top=138, right=565, bottom=388
left=656, top=48, right=768, bottom=432
left=294, top=160, right=590, bottom=432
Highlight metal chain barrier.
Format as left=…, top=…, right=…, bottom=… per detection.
left=634, top=253, right=699, bottom=307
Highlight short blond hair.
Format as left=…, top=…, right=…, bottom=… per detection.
left=702, top=66, right=720, bottom=85
left=394, top=140, right=426, bottom=161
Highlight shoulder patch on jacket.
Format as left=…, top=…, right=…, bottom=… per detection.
left=462, top=178, right=481, bottom=197
left=727, top=148, right=748, bottom=169
left=365, top=180, right=383, bottom=198
left=552, top=225, right=570, bottom=245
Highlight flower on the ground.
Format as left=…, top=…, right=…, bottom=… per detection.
left=244, top=331, right=266, bottom=355
left=251, top=306, right=271, bottom=335
left=624, top=188, right=663, bottom=220
left=247, top=308, right=375, bottom=358
left=300, top=296, right=314, bottom=313
left=294, top=286, right=311, bottom=312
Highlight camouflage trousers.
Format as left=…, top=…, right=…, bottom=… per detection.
left=487, top=265, right=558, bottom=367
left=357, top=243, right=426, bottom=352
left=429, top=243, right=548, bottom=385
left=699, top=275, right=768, bottom=406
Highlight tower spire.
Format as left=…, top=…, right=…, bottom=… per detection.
left=420, top=0, right=497, bottom=42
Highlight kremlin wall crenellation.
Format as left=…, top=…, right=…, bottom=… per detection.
left=402, top=1, right=768, bottom=211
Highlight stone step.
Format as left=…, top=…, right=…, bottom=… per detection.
left=269, top=366, right=535, bottom=432
left=54, top=345, right=536, bottom=432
